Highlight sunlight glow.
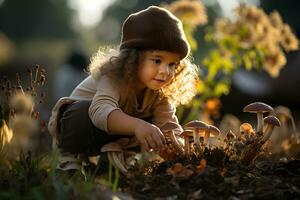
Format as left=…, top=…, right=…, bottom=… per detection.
left=0, top=0, right=5, bottom=7
left=68, top=0, right=116, bottom=27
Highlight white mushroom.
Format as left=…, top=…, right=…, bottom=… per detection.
left=180, top=130, right=193, bottom=155
left=261, top=116, right=281, bottom=144
left=273, top=106, right=295, bottom=131
left=243, top=102, right=273, bottom=135
left=183, top=120, right=208, bottom=151
left=101, top=142, right=127, bottom=174
left=160, top=121, right=184, bottom=155
left=204, top=125, right=220, bottom=148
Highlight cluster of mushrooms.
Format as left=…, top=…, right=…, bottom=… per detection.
left=100, top=120, right=221, bottom=174
left=159, top=120, right=220, bottom=159
left=222, top=102, right=281, bottom=165
left=238, top=102, right=281, bottom=164
left=99, top=102, right=281, bottom=174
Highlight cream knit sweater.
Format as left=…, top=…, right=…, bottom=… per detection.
left=48, top=75, right=182, bottom=140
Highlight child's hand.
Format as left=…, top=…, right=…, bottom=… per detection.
left=134, top=121, right=167, bottom=152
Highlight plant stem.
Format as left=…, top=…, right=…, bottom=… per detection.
left=112, top=168, right=119, bottom=192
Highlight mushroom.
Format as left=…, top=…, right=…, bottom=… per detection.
left=204, top=125, right=220, bottom=148
left=273, top=106, right=296, bottom=131
left=240, top=122, right=255, bottom=143
left=180, top=130, right=193, bottom=155
left=116, top=137, right=139, bottom=149
left=160, top=121, right=184, bottom=155
left=115, top=137, right=139, bottom=167
left=184, top=120, right=208, bottom=151
left=240, top=123, right=255, bottom=135
left=243, top=102, right=273, bottom=135
left=188, top=132, right=196, bottom=154
left=101, top=142, right=127, bottom=174
left=260, top=116, right=281, bottom=144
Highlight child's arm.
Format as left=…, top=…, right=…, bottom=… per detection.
left=87, top=76, right=166, bottom=151
left=152, top=98, right=183, bottom=135
left=107, top=109, right=166, bottom=151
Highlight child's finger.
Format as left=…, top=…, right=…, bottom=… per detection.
left=156, top=129, right=167, bottom=148
left=154, top=131, right=165, bottom=150
left=155, top=138, right=163, bottom=150
left=140, top=139, right=150, bottom=152
left=146, top=136, right=157, bottom=150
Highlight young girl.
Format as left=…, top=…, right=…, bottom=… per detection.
left=48, top=5, right=198, bottom=174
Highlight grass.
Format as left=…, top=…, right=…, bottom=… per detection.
left=0, top=149, right=124, bottom=200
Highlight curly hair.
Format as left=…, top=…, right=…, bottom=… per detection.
left=88, top=47, right=199, bottom=107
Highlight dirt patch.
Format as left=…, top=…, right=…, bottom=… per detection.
left=119, top=149, right=300, bottom=200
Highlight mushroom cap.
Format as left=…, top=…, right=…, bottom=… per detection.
left=264, top=116, right=281, bottom=127
left=273, top=106, right=292, bottom=117
left=183, top=120, right=208, bottom=131
left=180, top=130, right=193, bottom=137
left=160, top=121, right=181, bottom=132
left=240, top=123, right=254, bottom=134
left=243, top=102, right=273, bottom=113
left=115, top=137, right=139, bottom=149
left=208, top=125, right=220, bottom=137
left=101, top=142, right=122, bottom=152
left=116, top=138, right=130, bottom=146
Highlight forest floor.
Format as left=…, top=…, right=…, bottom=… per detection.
left=1, top=146, right=300, bottom=200
left=119, top=149, right=300, bottom=200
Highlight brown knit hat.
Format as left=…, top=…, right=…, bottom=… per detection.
left=120, top=6, right=190, bottom=59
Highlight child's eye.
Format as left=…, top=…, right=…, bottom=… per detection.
left=152, top=59, right=161, bottom=64
left=169, top=62, right=178, bottom=68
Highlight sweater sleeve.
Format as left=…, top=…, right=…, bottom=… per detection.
left=88, top=76, right=121, bottom=133
left=152, top=98, right=183, bottom=135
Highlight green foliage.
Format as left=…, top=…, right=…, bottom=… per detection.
left=0, top=150, right=118, bottom=199
left=101, top=161, right=120, bottom=192
left=184, top=24, right=198, bottom=51
left=175, top=3, right=299, bottom=123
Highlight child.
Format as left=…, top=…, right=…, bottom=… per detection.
left=48, top=5, right=199, bottom=175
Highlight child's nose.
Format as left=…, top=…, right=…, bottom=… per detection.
left=158, top=64, right=169, bottom=75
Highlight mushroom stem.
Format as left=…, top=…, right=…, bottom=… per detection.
left=193, top=128, right=201, bottom=150
left=183, top=135, right=190, bottom=155
left=204, top=130, right=210, bottom=148
left=108, top=152, right=128, bottom=174
left=260, top=125, right=275, bottom=144
left=117, top=151, right=126, bottom=167
left=257, top=112, right=263, bottom=135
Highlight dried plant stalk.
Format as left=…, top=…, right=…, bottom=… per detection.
left=240, top=140, right=263, bottom=165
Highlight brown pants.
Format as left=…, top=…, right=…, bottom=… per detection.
left=57, top=100, right=128, bottom=156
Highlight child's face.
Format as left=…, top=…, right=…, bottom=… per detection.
left=136, top=50, right=180, bottom=91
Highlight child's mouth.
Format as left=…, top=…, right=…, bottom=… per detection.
left=153, top=79, right=165, bottom=83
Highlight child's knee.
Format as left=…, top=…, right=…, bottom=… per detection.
left=58, top=100, right=93, bottom=153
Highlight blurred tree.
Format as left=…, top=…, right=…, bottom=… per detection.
left=0, top=0, right=75, bottom=41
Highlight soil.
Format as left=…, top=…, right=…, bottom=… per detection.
left=118, top=149, right=300, bottom=200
